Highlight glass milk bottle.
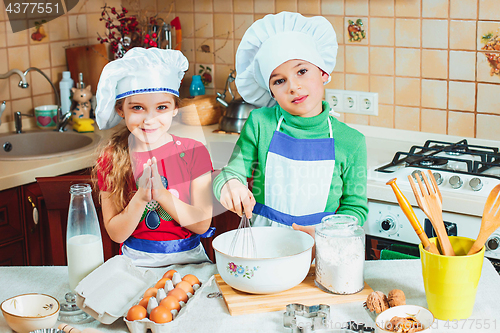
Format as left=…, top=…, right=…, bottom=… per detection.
left=315, top=214, right=365, bottom=294
left=66, top=184, right=104, bottom=291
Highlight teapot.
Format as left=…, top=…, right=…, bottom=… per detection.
left=216, top=69, right=258, bottom=133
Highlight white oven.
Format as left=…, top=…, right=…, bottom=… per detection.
left=363, top=138, right=500, bottom=270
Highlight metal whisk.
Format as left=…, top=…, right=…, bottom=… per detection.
left=228, top=214, right=256, bottom=258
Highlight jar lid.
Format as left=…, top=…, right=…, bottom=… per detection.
left=316, top=214, right=360, bottom=237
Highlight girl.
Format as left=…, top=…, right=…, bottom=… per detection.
left=94, top=48, right=213, bottom=267
left=213, top=12, right=368, bottom=239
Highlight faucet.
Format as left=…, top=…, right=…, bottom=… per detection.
left=22, top=67, right=68, bottom=132
left=14, top=111, right=33, bottom=133
left=0, top=69, right=28, bottom=88
left=0, top=101, right=5, bottom=126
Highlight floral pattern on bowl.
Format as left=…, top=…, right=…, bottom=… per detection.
left=227, top=262, right=259, bottom=279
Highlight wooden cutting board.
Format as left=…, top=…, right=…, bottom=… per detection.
left=65, top=44, right=109, bottom=95
left=215, top=267, right=373, bottom=316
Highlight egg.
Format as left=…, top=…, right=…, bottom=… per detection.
left=182, top=274, right=200, bottom=287
left=143, top=287, right=159, bottom=298
left=159, top=295, right=181, bottom=312
left=175, top=280, right=194, bottom=295
left=163, top=269, right=177, bottom=279
left=126, top=305, right=147, bottom=321
left=167, top=287, right=188, bottom=303
left=149, top=306, right=173, bottom=324
left=139, top=296, right=151, bottom=309
left=155, top=277, right=171, bottom=289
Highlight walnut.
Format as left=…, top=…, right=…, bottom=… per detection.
left=388, top=289, right=406, bottom=307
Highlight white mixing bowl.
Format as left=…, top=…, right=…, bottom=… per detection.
left=212, top=227, right=314, bottom=294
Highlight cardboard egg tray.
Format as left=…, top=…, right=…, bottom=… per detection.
left=75, top=256, right=206, bottom=333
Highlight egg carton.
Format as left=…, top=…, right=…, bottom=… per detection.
left=75, top=256, right=158, bottom=324
left=123, top=276, right=210, bottom=333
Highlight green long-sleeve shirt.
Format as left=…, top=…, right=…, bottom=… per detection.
left=213, top=101, right=368, bottom=225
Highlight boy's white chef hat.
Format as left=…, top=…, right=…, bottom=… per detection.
left=235, top=12, right=338, bottom=108
left=95, top=47, right=188, bottom=129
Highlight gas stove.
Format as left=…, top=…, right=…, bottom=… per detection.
left=364, top=139, right=500, bottom=262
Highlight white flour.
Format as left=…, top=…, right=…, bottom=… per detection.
left=315, top=235, right=365, bottom=294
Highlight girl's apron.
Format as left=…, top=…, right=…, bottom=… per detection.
left=122, top=227, right=214, bottom=267
left=122, top=136, right=214, bottom=267
left=253, top=115, right=336, bottom=227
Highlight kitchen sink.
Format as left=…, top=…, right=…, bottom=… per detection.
left=0, top=131, right=101, bottom=160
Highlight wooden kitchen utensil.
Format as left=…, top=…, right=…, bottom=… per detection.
left=467, top=184, right=500, bottom=255
left=408, top=170, right=455, bottom=256
left=386, top=178, right=440, bottom=255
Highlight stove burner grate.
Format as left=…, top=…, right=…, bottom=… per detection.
left=376, top=139, right=500, bottom=180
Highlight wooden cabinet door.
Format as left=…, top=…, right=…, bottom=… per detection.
left=22, top=183, right=48, bottom=266
left=0, top=188, right=25, bottom=266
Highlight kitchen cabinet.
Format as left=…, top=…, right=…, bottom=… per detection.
left=0, top=187, right=26, bottom=265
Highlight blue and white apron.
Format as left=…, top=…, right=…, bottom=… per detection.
left=253, top=115, right=336, bottom=227
left=122, top=227, right=215, bottom=267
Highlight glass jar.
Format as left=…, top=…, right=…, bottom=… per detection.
left=315, top=214, right=365, bottom=294
left=66, top=184, right=104, bottom=291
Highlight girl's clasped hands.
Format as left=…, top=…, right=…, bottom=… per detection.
left=137, top=156, right=167, bottom=203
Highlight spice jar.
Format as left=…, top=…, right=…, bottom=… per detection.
left=315, top=214, right=365, bottom=294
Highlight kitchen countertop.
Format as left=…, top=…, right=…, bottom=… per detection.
left=2, top=119, right=499, bottom=216
left=1, top=258, right=500, bottom=333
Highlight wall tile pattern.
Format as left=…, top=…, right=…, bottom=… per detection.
left=0, top=0, right=499, bottom=140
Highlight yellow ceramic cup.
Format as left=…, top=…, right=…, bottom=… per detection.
left=419, top=236, right=485, bottom=321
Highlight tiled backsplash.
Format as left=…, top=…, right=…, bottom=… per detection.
left=1, top=0, right=499, bottom=140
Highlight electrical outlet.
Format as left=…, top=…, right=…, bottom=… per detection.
left=358, top=92, right=378, bottom=116
left=325, top=89, right=343, bottom=113
left=343, top=92, right=358, bottom=112
left=325, top=89, right=378, bottom=116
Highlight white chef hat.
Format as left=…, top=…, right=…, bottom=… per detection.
left=95, top=47, right=189, bottom=129
left=235, top=12, right=338, bottom=108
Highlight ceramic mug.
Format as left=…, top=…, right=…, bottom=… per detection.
left=34, top=105, right=58, bottom=129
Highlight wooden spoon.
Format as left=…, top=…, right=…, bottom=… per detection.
left=408, top=170, right=455, bottom=256
left=387, top=178, right=440, bottom=255
left=468, top=184, right=500, bottom=255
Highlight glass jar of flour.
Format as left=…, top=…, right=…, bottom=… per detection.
left=315, top=214, right=365, bottom=294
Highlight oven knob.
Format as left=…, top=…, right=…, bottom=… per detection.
left=469, top=177, right=483, bottom=191
left=432, top=172, right=443, bottom=186
left=449, top=175, right=463, bottom=189
left=381, top=217, right=396, bottom=233
left=487, top=237, right=500, bottom=251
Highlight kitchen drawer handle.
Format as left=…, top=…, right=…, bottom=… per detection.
left=28, top=196, right=39, bottom=228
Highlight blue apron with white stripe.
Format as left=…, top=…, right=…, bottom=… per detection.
left=252, top=115, right=336, bottom=227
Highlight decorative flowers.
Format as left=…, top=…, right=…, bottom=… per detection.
left=227, top=262, right=259, bottom=279
left=482, top=32, right=500, bottom=77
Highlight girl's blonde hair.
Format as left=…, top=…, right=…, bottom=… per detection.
left=92, top=94, right=181, bottom=212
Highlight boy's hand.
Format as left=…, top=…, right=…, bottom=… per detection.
left=220, top=178, right=255, bottom=219
left=137, top=161, right=152, bottom=202
left=150, top=157, right=169, bottom=201
left=292, top=223, right=316, bottom=240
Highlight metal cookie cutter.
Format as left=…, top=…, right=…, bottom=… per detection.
left=283, top=304, right=330, bottom=333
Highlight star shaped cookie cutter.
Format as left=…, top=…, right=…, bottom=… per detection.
left=283, top=303, right=330, bottom=332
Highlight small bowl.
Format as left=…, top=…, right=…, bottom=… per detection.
left=375, top=305, right=434, bottom=333
left=212, top=227, right=314, bottom=294
left=1, top=293, right=60, bottom=333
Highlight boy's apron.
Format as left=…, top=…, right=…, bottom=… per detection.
left=253, top=115, right=336, bottom=227
left=122, top=227, right=214, bottom=267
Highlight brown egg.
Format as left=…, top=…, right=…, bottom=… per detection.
left=182, top=274, right=200, bottom=287
left=163, top=269, right=177, bottom=280
left=126, top=305, right=147, bottom=321
left=143, top=287, right=159, bottom=298
left=167, top=287, right=188, bottom=303
left=155, top=277, right=171, bottom=289
left=138, top=296, right=151, bottom=309
left=175, top=280, right=194, bottom=295
left=149, top=306, right=172, bottom=324
left=159, top=295, right=181, bottom=311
